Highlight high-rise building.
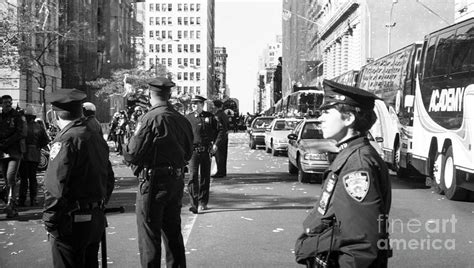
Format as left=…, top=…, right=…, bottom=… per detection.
left=214, top=46, right=228, bottom=99
left=141, top=0, right=215, bottom=98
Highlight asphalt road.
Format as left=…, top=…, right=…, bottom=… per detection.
left=1, top=132, right=473, bottom=267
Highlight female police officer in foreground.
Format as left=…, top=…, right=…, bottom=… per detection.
left=295, top=79, right=392, bottom=268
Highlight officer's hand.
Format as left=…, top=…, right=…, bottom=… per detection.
left=210, top=144, right=218, bottom=155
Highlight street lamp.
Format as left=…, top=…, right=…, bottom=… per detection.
left=386, top=0, right=398, bottom=54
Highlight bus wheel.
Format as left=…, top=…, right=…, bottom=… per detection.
left=442, top=146, right=469, bottom=201
left=394, top=142, right=409, bottom=178
left=431, top=152, right=444, bottom=195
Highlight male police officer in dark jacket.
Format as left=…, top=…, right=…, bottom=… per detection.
left=185, top=95, right=219, bottom=213
left=0, top=95, right=26, bottom=218
left=42, top=88, right=115, bottom=267
left=211, top=100, right=229, bottom=178
left=295, top=80, right=392, bottom=268
left=123, top=77, right=193, bottom=268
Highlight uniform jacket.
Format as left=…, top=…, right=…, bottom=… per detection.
left=185, top=110, right=218, bottom=146
left=124, top=103, right=193, bottom=171
left=214, top=109, right=229, bottom=147
left=43, top=117, right=115, bottom=233
left=23, top=119, right=50, bottom=162
left=0, top=109, right=26, bottom=159
left=295, top=136, right=391, bottom=267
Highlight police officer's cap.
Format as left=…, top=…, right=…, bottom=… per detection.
left=49, top=88, right=87, bottom=112
left=148, top=77, right=175, bottom=94
left=319, top=79, right=380, bottom=110
left=191, top=95, right=206, bottom=103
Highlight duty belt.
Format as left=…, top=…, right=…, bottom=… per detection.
left=193, top=144, right=210, bottom=153
left=145, top=165, right=183, bottom=178
left=75, top=200, right=104, bottom=211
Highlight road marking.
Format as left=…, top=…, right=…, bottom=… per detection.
left=182, top=214, right=197, bottom=245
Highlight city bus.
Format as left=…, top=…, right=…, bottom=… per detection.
left=356, top=42, right=422, bottom=176
left=408, top=17, right=474, bottom=200
left=275, top=88, right=324, bottom=118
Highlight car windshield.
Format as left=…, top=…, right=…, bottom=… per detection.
left=301, top=122, right=324, bottom=139
left=253, top=118, right=274, bottom=129
left=273, top=120, right=300, bottom=131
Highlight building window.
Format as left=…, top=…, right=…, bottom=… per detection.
left=196, top=44, right=201, bottom=53
left=149, top=58, right=153, bottom=66
left=178, top=17, right=182, bottom=25
left=178, top=4, right=182, bottom=11
left=183, top=31, right=188, bottom=39
left=196, top=86, right=201, bottom=95
left=156, top=17, right=160, bottom=25
left=190, top=44, right=194, bottom=52
left=168, top=44, right=172, bottom=53
left=184, top=58, right=188, bottom=66
left=184, top=86, right=188, bottom=93
left=155, top=44, right=160, bottom=52
left=149, top=44, right=154, bottom=52
left=178, top=44, right=182, bottom=52
left=156, top=4, right=160, bottom=11
left=190, top=86, right=194, bottom=94
left=168, top=3, right=172, bottom=11
left=184, top=73, right=188, bottom=81
left=149, top=31, right=154, bottom=38
left=156, top=30, right=160, bottom=37
left=196, top=58, right=200, bottom=66
left=178, top=72, right=182, bottom=80
left=178, top=58, right=182, bottom=65
left=190, top=17, right=194, bottom=25
left=177, top=86, right=182, bottom=94
left=162, top=31, right=166, bottom=39
left=190, top=4, right=195, bottom=11
left=156, top=58, right=160, bottom=65
left=168, top=58, right=172, bottom=67
left=196, top=72, right=200, bottom=81
left=177, top=31, right=182, bottom=39
left=190, top=31, right=194, bottom=39
left=190, top=58, right=194, bottom=65
left=149, top=17, right=154, bottom=25
left=196, top=31, right=201, bottom=39
left=162, top=4, right=166, bottom=11
left=184, top=17, right=188, bottom=25
left=190, top=72, right=194, bottom=81
left=196, top=4, right=200, bottom=11
left=162, top=17, right=166, bottom=25
left=184, top=4, right=188, bottom=11
left=149, top=4, right=154, bottom=11
left=162, top=58, right=166, bottom=65
left=168, top=17, right=172, bottom=25
left=184, top=44, right=188, bottom=53
left=161, top=44, right=166, bottom=52
left=196, top=17, right=201, bottom=25
left=168, top=31, right=172, bottom=39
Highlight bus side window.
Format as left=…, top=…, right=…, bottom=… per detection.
left=423, top=36, right=438, bottom=78
left=451, top=25, right=474, bottom=73
left=432, top=31, right=455, bottom=76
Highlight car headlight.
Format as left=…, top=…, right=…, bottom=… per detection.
left=304, top=153, right=327, bottom=160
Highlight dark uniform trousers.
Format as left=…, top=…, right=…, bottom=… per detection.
left=136, top=168, right=186, bottom=268
left=50, top=207, right=106, bottom=268
left=214, top=137, right=228, bottom=176
left=188, top=147, right=211, bottom=208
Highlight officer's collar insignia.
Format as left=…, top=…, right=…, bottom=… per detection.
left=50, top=142, right=62, bottom=161
left=343, top=171, right=370, bottom=202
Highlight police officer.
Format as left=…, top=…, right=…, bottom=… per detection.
left=123, top=77, right=193, bottom=267
left=42, top=88, right=115, bottom=267
left=185, top=95, right=219, bottom=213
left=211, top=100, right=229, bottom=178
left=82, top=102, right=103, bottom=134
left=0, top=95, right=26, bottom=218
left=294, top=80, right=392, bottom=268
left=18, top=107, right=50, bottom=207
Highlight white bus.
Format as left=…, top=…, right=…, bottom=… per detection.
left=408, top=18, right=474, bottom=200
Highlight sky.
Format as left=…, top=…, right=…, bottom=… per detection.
left=215, top=0, right=282, bottom=114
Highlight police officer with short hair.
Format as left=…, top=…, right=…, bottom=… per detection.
left=82, top=101, right=103, bottom=135
left=185, top=95, right=219, bottom=213
left=0, top=95, right=26, bottom=218
left=42, top=88, right=115, bottom=267
left=295, top=80, right=392, bottom=268
left=211, top=100, right=229, bottom=178
left=123, top=77, right=193, bottom=267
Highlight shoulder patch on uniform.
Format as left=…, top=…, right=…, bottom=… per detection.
left=50, top=142, right=62, bottom=160
left=342, top=171, right=370, bottom=202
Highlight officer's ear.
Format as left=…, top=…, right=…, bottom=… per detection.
left=342, top=111, right=356, bottom=127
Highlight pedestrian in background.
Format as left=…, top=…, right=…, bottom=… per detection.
left=123, top=77, right=193, bottom=267
left=185, top=95, right=219, bottom=213
left=115, top=110, right=128, bottom=155
left=294, top=80, right=392, bottom=267
left=0, top=95, right=26, bottom=218
left=18, top=107, right=49, bottom=207
left=43, top=88, right=115, bottom=267
left=108, top=112, right=120, bottom=147
left=83, top=102, right=103, bottom=134
left=211, top=100, right=229, bottom=178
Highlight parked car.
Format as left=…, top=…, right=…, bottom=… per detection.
left=287, top=119, right=337, bottom=183
left=248, top=116, right=275, bottom=149
left=264, top=118, right=302, bottom=156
